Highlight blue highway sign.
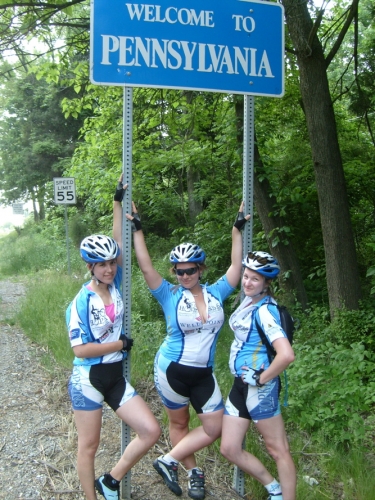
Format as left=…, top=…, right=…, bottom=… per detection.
left=90, top=0, right=284, bottom=97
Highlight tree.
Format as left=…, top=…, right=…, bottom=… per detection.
left=281, top=0, right=362, bottom=316
left=0, top=0, right=89, bottom=78
left=0, top=70, right=83, bottom=219
left=1, top=0, right=374, bottom=315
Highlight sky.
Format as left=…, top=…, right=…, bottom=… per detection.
left=0, top=204, right=31, bottom=234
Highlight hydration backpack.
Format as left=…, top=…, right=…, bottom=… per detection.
left=255, top=304, right=296, bottom=406
left=255, top=304, right=295, bottom=363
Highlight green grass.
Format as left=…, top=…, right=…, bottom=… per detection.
left=17, top=270, right=83, bottom=369
left=292, top=436, right=375, bottom=499
left=0, top=228, right=83, bottom=276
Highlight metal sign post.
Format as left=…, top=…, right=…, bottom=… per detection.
left=232, top=94, right=255, bottom=497
left=243, top=95, right=255, bottom=255
left=53, top=177, right=76, bottom=275
left=120, top=87, right=133, bottom=499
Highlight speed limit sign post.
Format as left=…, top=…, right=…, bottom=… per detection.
left=53, top=177, right=76, bottom=204
left=53, top=177, right=76, bottom=275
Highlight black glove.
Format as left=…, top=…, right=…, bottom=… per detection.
left=131, top=212, right=142, bottom=232
left=119, top=334, right=134, bottom=352
left=233, top=211, right=248, bottom=231
left=243, top=367, right=265, bottom=387
left=114, top=181, right=125, bottom=202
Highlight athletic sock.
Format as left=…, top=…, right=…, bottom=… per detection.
left=265, top=479, right=282, bottom=495
left=160, top=453, right=179, bottom=465
left=103, top=473, right=120, bottom=490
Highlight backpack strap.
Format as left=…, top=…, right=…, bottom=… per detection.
left=254, top=305, right=275, bottom=364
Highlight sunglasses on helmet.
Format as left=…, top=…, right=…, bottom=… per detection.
left=174, top=267, right=199, bottom=276
left=248, top=252, right=270, bottom=265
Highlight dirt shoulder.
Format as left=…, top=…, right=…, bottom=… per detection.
left=0, top=280, right=244, bottom=500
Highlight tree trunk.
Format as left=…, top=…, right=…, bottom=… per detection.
left=187, top=166, right=202, bottom=223
left=37, top=187, right=46, bottom=221
left=253, top=142, right=308, bottom=310
left=234, top=97, right=308, bottom=310
left=282, top=0, right=361, bottom=316
left=31, top=191, right=39, bottom=223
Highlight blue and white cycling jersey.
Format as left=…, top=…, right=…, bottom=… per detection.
left=151, top=276, right=235, bottom=368
left=228, top=295, right=287, bottom=377
left=66, top=266, right=125, bottom=366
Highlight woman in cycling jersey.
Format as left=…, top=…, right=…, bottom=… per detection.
left=126, top=201, right=249, bottom=500
left=66, top=180, right=160, bottom=500
left=220, top=252, right=296, bottom=500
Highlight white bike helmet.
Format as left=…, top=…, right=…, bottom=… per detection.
left=242, top=251, right=280, bottom=278
left=80, top=235, right=120, bottom=263
left=169, top=243, right=206, bottom=264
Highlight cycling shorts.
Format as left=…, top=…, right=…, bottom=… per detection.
left=224, top=376, right=280, bottom=421
left=154, top=352, right=224, bottom=414
left=68, top=361, right=137, bottom=411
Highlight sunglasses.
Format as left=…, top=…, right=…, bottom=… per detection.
left=248, top=252, right=270, bottom=265
left=174, top=267, right=199, bottom=277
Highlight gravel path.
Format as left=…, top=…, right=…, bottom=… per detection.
left=0, top=279, right=245, bottom=500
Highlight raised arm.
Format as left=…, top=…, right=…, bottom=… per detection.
left=225, top=201, right=250, bottom=288
left=126, top=202, right=163, bottom=291
left=113, top=175, right=127, bottom=268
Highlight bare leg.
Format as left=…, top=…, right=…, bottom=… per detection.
left=110, top=395, right=161, bottom=480
left=256, top=415, right=296, bottom=500
left=165, top=405, right=196, bottom=468
left=166, top=408, right=224, bottom=468
left=220, top=415, right=274, bottom=485
left=74, top=408, right=102, bottom=500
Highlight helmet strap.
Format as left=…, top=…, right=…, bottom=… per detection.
left=250, top=288, right=268, bottom=299
left=90, top=264, right=104, bottom=286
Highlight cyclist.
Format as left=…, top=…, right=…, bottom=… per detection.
left=220, top=251, right=296, bottom=500
left=126, top=201, right=249, bottom=500
left=66, top=179, right=160, bottom=500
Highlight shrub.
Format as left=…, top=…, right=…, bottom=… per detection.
left=286, top=304, right=375, bottom=444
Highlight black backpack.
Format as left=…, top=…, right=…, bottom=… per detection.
left=255, top=304, right=295, bottom=363
left=255, top=304, right=296, bottom=406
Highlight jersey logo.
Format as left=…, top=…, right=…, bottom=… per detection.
left=99, top=326, right=113, bottom=342
left=90, top=305, right=107, bottom=325
left=70, top=328, right=80, bottom=340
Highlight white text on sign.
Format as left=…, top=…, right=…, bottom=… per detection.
left=126, top=4, right=215, bottom=27
left=54, top=177, right=76, bottom=204
left=101, top=38, right=273, bottom=78
left=100, top=4, right=273, bottom=78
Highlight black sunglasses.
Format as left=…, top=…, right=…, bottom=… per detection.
left=248, top=252, right=270, bottom=265
left=174, top=267, right=199, bottom=277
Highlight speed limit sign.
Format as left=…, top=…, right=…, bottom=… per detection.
left=53, top=177, right=76, bottom=204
